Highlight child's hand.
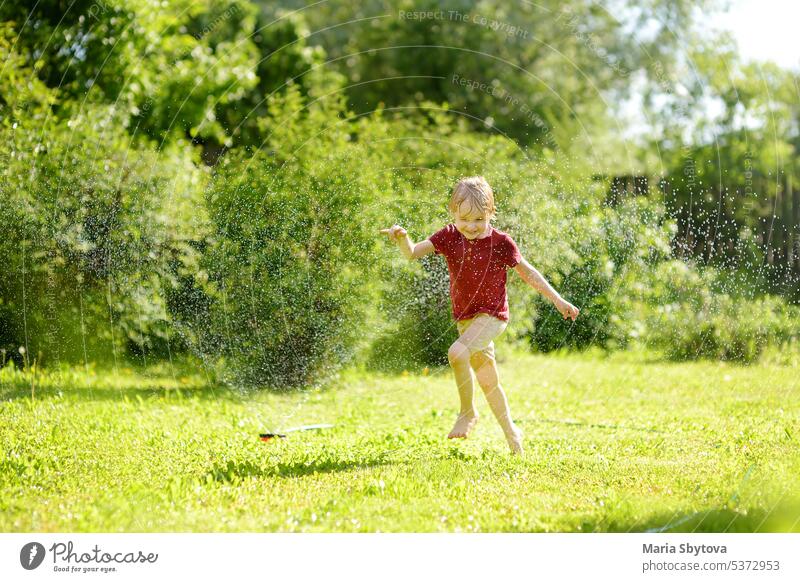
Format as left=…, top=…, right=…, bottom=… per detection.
left=379, top=224, right=407, bottom=244
left=557, top=299, right=580, bottom=321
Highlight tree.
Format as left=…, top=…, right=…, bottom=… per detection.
left=259, top=0, right=719, bottom=154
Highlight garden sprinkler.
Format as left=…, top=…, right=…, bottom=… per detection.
left=259, top=423, right=334, bottom=442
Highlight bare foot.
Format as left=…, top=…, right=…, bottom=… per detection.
left=505, top=424, right=524, bottom=455
left=447, top=410, right=479, bottom=439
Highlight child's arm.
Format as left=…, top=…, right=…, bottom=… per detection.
left=379, top=225, right=435, bottom=260
left=514, top=258, right=580, bottom=321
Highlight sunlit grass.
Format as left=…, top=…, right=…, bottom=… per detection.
left=1, top=348, right=799, bottom=532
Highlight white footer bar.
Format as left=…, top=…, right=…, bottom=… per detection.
left=1, top=533, right=797, bottom=581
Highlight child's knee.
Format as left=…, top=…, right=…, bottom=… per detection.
left=469, top=350, right=491, bottom=370
left=447, top=341, right=471, bottom=366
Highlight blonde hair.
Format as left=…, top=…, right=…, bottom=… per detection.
left=448, top=176, right=496, bottom=219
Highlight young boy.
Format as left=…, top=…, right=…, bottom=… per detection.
left=381, top=176, right=579, bottom=454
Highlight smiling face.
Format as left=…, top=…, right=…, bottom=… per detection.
left=448, top=176, right=496, bottom=240
left=452, top=200, right=491, bottom=240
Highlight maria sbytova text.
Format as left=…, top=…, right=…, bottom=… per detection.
left=644, top=543, right=727, bottom=557
left=49, top=542, right=158, bottom=564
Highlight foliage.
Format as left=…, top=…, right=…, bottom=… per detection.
left=510, top=194, right=676, bottom=353
left=368, top=254, right=456, bottom=371
left=277, top=0, right=718, bottom=149
left=650, top=45, right=800, bottom=297
left=0, top=96, right=208, bottom=364
left=0, top=1, right=257, bottom=143
left=183, top=87, right=385, bottom=389
left=619, top=261, right=800, bottom=363
left=2, top=0, right=799, bottom=380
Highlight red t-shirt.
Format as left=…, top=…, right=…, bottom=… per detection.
left=428, top=224, right=522, bottom=322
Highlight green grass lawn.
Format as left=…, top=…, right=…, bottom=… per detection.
left=1, top=348, right=799, bottom=532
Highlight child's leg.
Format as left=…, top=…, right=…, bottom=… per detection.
left=470, top=350, right=523, bottom=454
left=446, top=336, right=479, bottom=438
left=446, top=314, right=504, bottom=439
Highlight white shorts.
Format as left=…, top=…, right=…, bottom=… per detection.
left=455, top=313, right=508, bottom=360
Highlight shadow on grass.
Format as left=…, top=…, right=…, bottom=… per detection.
left=208, top=457, right=394, bottom=482
left=0, top=384, right=242, bottom=402
left=586, top=501, right=800, bottom=533
left=517, top=417, right=667, bottom=433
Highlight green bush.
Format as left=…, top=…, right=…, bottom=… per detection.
left=181, top=88, right=387, bottom=389
left=620, top=261, right=800, bottom=363
left=367, top=254, right=456, bottom=371
left=0, top=105, right=207, bottom=365
left=512, top=194, right=675, bottom=352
